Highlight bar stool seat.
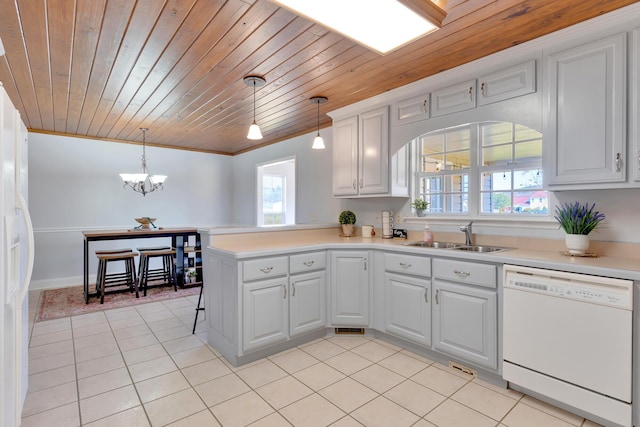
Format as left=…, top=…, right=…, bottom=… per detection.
left=95, top=249, right=138, bottom=304
left=137, top=246, right=177, bottom=296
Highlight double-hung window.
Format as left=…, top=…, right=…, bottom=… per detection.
left=415, top=121, right=547, bottom=217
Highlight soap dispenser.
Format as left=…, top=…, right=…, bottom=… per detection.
left=423, top=224, right=433, bottom=243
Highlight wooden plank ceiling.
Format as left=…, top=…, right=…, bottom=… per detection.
left=0, top=0, right=636, bottom=155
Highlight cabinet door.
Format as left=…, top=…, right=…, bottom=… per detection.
left=243, top=277, right=288, bottom=352
left=432, top=280, right=497, bottom=369
left=359, top=106, right=389, bottom=195
left=632, top=28, right=640, bottom=182
left=431, top=80, right=476, bottom=117
left=384, top=273, right=431, bottom=346
left=545, top=33, right=626, bottom=186
left=392, top=93, right=430, bottom=125
left=290, top=271, right=326, bottom=336
left=330, top=251, right=370, bottom=326
left=390, top=144, right=410, bottom=197
left=332, top=116, right=359, bottom=196
left=477, top=60, right=536, bottom=106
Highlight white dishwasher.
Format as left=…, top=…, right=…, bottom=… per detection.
left=503, top=265, right=633, bottom=427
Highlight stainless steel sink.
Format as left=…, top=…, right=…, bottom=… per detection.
left=403, top=241, right=512, bottom=253
left=451, top=245, right=512, bottom=253
left=403, top=241, right=463, bottom=249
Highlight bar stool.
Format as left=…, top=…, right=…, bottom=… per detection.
left=95, top=249, right=139, bottom=304
left=137, top=246, right=177, bottom=296
left=192, top=284, right=205, bottom=334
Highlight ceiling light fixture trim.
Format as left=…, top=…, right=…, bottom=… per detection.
left=310, top=96, right=328, bottom=150
left=244, top=75, right=266, bottom=140
left=119, top=128, right=167, bottom=196
left=271, top=0, right=444, bottom=55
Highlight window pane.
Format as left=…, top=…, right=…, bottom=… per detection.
left=422, top=154, right=444, bottom=172
left=481, top=191, right=511, bottom=213
left=444, top=192, right=468, bottom=213
left=515, top=124, right=542, bottom=142
left=482, top=145, right=512, bottom=166
left=421, top=134, right=443, bottom=154
left=481, top=171, right=511, bottom=191
left=514, top=140, right=542, bottom=161
left=481, top=122, right=513, bottom=146
left=514, top=168, right=542, bottom=189
left=514, top=191, right=548, bottom=214
left=444, top=151, right=470, bottom=170
left=445, top=128, right=471, bottom=151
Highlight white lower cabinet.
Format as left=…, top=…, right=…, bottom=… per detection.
left=432, top=280, right=498, bottom=369
left=290, top=270, right=326, bottom=336
left=331, top=251, right=370, bottom=326
left=384, top=272, right=431, bottom=346
left=242, top=277, right=289, bottom=352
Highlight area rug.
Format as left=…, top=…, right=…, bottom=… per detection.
left=36, top=284, right=201, bottom=322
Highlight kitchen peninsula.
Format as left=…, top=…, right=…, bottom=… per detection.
left=200, top=225, right=640, bottom=427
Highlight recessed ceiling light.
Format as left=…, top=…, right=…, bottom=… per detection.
left=271, top=0, right=444, bottom=55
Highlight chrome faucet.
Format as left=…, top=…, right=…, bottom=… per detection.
left=460, top=221, right=473, bottom=246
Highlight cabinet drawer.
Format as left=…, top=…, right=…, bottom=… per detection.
left=385, top=253, right=430, bottom=277
left=290, top=251, right=326, bottom=274
left=433, top=259, right=496, bottom=289
left=243, top=256, right=288, bottom=281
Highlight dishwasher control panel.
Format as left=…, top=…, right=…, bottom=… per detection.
left=504, top=265, right=632, bottom=309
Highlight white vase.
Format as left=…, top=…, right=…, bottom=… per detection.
left=565, top=234, right=590, bottom=255
left=341, top=224, right=354, bottom=236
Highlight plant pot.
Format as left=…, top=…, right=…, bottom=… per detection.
left=565, top=234, right=590, bottom=255
left=416, top=210, right=426, bottom=217
left=341, top=224, right=354, bottom=236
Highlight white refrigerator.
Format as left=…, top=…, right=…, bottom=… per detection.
left=1, top=82, right=34, bottom=427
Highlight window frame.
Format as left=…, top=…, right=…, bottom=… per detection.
left=413, top=121, right=547, bottom=218
left=256, top=156, right=296, bottom=226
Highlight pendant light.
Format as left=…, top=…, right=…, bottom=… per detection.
left=119, top=128, right=167, bottom=196
left=310, top=96, right=328, bottom=149
left=244, top=75, right=266, bottom=140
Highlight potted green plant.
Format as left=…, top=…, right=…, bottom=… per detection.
left=338, top=210, right=356, bottom=236
left=411, top=198, right=429, bottom=217
left=185, top=268, right=197, bottom=283
left=554, top=202, right=605, bottom=254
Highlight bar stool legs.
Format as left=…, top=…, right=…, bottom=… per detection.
left=137, top=247, right=177, bottom=296
left=192, top=284, right=205, bottom=334
left=95, top=250, right=139, bottom=304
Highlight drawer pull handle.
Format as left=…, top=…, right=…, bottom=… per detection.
left=422, top=99, right=428, bottom=113
left=424, top=288, right=429, bottom=303
left=468, top=86, right=473, bottom=101
left=435, top=289, right=439, bottom=305
left=303, top=261, right=315, bottom=267
left=480, top=82, right=486, bottom=97
left=454, top=270, right=470, bottom=276
left=292, top=283, right=296, bottom=297
left=616, top=153, right=622, bottom=172
left=260, top=267, right=273, bottom=274
left=282, top=284, right=287, bottom=299
left=353, top=180, right=357, bottom=190
left=399, top=262, right=412, bottom=269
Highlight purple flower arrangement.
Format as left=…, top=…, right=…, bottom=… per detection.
left=554, top=202, right=605, bottom=235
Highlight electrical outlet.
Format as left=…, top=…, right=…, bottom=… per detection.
left=311, top=212, right=317, bottom=221
left=396, top=213, right=402, bottom=223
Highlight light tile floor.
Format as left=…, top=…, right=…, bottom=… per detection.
left=23, top=290, right=603, bottom=427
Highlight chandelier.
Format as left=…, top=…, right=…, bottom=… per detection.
left=119, top=128, right=167, bottom=196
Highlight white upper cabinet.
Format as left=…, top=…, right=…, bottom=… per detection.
left=391, top=93, right=430, bottom=126
left=544, top=33, right=627, bottom=187
left=431, top=80, right=476, bottom=117
left=332, top=106, right=408, bottom=198
left=477, top=60, right=536, bottom=106
left=632, top=28, right=640, bottom=182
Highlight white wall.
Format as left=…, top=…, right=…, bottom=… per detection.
left=28, top=133, right=233, bottom=289
left=232, top=130, right=342, bottom=225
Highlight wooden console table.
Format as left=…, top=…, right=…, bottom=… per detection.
left=82, top=228, right=202, bottom=304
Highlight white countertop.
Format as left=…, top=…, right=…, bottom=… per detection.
left=200, top=227, right=640, bottom=280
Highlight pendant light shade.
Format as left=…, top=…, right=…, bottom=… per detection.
left=310, top=96, right=328, bottom=150
left=244, top=75, right=266, bottom=140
